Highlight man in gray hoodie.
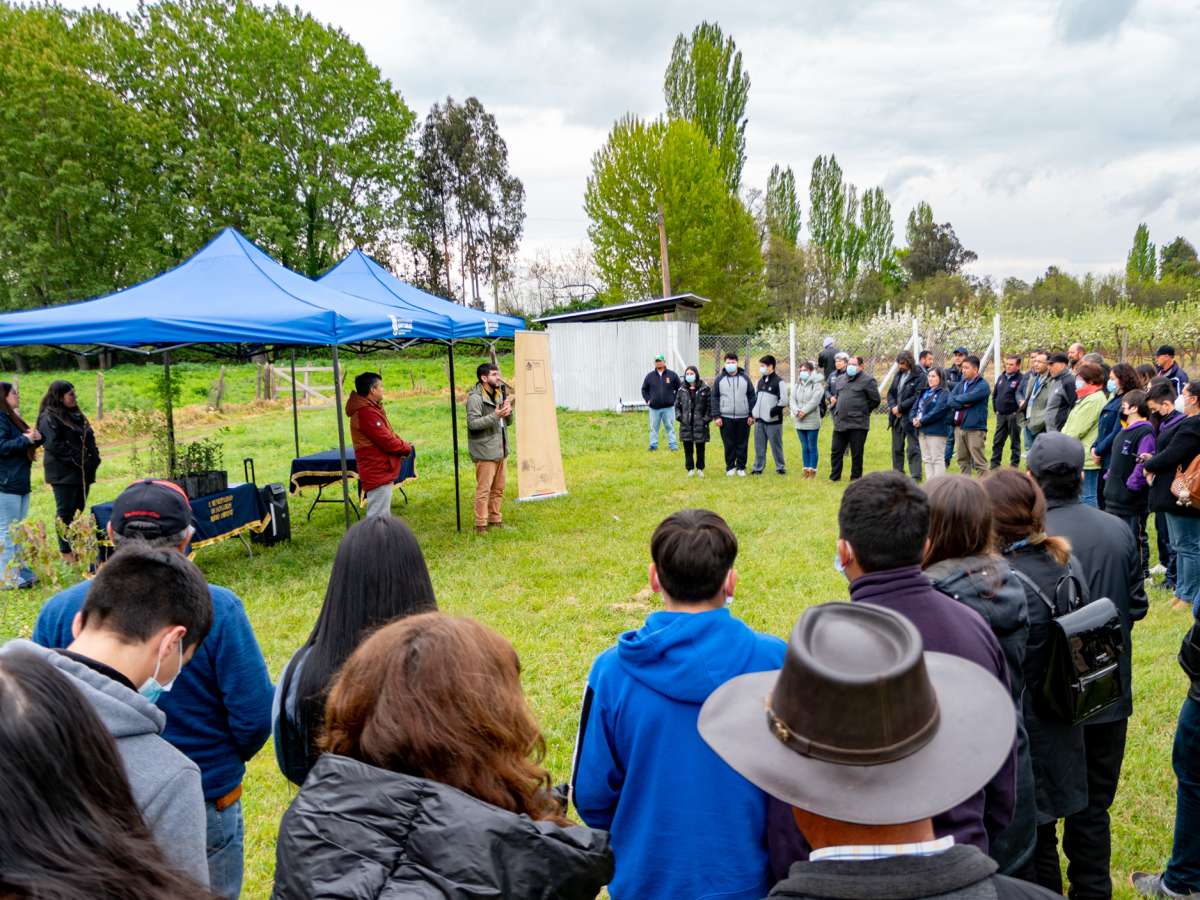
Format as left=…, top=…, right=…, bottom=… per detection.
left=0, top=540, right=212, bottom=885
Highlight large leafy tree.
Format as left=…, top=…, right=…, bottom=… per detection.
left=901, top=202, right=976, bottom=281
left=663, top=21, right=750, bottom=193
left=808, top=154, right=846, bottom=304
left=764, top=165, right=801, bottom=245
left=1125, top=223, right=1157, bottom=284
left=409, top=96, right=525, bottom=307
left=860, top=186, right=895, bottom=274
left=1159, top=236, right=1199, bottom=281
left=585, top=116, right=764, bottom=332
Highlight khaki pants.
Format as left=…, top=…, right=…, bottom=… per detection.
left=955, top=428, right=987, bottom=476
left=919, top=433, right=948, bottom=480
left=474, top=459, right=506, bottom=527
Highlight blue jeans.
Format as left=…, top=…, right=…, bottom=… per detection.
left=1166, top=696, right=1200, bottom=894
left=0, top=491, right=31, bottom=587
left=1167, top=514, right=1200, bottom=612
left=1081, top=469, right=1100, bottom=508
left=648, top=407, right=677, bottom=449
left=205, top=798, right=244, bottom=899
left=796, top=429, right=819, bottom=470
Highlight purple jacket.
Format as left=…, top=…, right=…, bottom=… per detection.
left=1127, top=428, right=1157, bottom=492
left=766, top=566, right=1017, bottom=881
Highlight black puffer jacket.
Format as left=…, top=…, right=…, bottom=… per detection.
left=273, top=754, right=613, bottom=900
left=0, top=414, right=39, bottom=496
left=37, top=409, right=99, bottom=487
left=674, top=381, right=712, bottom=444
left=831, top=372, right=880, bottom=432
left=1145, top=414, right=1200, bottom=518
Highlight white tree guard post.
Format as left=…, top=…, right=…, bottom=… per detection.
left=788, top=321, right=796, bottom=384
left=993, top=313, right=1002, bottom=379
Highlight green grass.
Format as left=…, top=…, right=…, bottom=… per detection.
left=0, top=357, right=1186, bottom=898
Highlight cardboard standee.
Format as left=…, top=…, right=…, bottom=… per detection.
left=513, top=332, right=568, bottom=502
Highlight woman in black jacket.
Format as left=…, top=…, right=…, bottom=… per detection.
left=1144, top=380, right=1200, bottom=614
left=35, top=380, right=100, bottom=559
left=923, top=474, right=1036, bottom=879
left=983, top=469, right=1089, bottom=896
left=273, top=613, right=613, bottom=899
left=674, top=365, right=711, bottom=477
left=0, top=382, right=42, bottom=588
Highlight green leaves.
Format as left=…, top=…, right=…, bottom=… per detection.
left=765, top=165, right=801, bottom=246
left=1126, top=223, right=1157, bottom=284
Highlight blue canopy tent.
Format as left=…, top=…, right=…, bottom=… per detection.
left=0, top=228, right=493, bottom=529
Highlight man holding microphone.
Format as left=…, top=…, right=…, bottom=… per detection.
left=467, top=363, right=513, bottom=534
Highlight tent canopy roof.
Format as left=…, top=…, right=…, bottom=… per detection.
left=0, top=228, right=451, bottom=350
left=320, top=249, right=524, bottom=341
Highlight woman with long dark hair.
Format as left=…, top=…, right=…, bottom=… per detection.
left=982, top=468, right=1089, bottom=895
left=36, top=379, right=100, bottom=560
left=913, top=366, right=953, bottom=480
left=0, top=381, right=41, bottom=588
left=923, top=475, right=1036, bottom=878
left=674, top=364, right=711, bottom=477
left=273, top=613, right=613, bottom=898
left=273, top=515, right=438, bottom=785
left=0, top=649, right=214, bottom=899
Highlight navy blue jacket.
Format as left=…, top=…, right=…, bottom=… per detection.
left=0, top=414, right=37, bottom=496
left=641, top=369, right=679, bottom=409
left=914, top=387, right=953, bottom=437
left=1160, top=362, right=1190, bottom=396
left=950, top=376, right=991, bottom=431
left=1092, top=394, right=1124, bottom=468
left=34, top=579, right=274, bottom=800
left=572, top=607, right=785, bottom=900
left=993, top=371, right=1025, bottom=416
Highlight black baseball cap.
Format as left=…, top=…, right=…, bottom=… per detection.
left=1027, top=432, right=1085, bottom=478
left=1157, top=345, right=1176, bottom=358
left=110, top=480, right=193, bottom=538
left=1048, top=352, right=1070, bottom=365
left=953, top=347, right=969, bottom=355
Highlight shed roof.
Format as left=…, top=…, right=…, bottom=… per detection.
left=534, top=293, right=708, bottom=324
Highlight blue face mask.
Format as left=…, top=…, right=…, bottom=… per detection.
left=799, top=371, right=811, bottom=382
left=724, top=362, right=737, bottom=374
left=139, top=642, right=182, bottom=705
left=846, top=365, right=859, bottom=377
left=685, top=372, right=696, bottom=384
left=834, top=552, right=845, bottom=574
left=1106, top=379, right=1117, bottom=394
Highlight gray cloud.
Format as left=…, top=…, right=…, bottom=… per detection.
left=1055, top=0, right=1137, bottom=42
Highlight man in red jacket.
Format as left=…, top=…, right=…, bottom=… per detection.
left=346, top=372, right=412, bottom=518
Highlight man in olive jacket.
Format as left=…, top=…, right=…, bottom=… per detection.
left=466, top=363, right=513, bottom=534
left=829, top=356, right=880, bottom=482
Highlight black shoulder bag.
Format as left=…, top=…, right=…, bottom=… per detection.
left=1010, top=564, right=1124, bottom=725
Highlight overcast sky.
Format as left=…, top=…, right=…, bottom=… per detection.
left=77, top=0, right=1199, bottom=282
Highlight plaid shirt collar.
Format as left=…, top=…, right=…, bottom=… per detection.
left=809, top=835, right=955, bottom=863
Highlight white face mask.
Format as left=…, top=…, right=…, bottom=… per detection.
left=1075, top=378, right=1085, bottom=391
left=1177, top=395, right=1188, bottom=414
left=724, top=362, right=737, bottom=374
left=759, top=366, right=768, bottom=376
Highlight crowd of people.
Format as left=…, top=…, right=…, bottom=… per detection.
left=0, top=444, right=1198, bottom=898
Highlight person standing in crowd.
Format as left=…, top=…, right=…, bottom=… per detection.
left=0, top=651, right=216, bottom=900
left=914, top=367, right=953, bottom=480
left=887, top=350, right=926, bottom=482
left=817, top=336, right=839, bottom=380
left=573, top=509, right=785, bottom=900
left=944, top=347, right=968, bottom=468
left=1062, top=362, right=1108, bottom=507
left=36, top=380, right=100, bottom=561
left=641, top=354, right=679, bottom=452
left=923, top=475, right=1037, bottom=879
left=764, top=472, right=1015, bottom=878
left=274, top=614, right=613, bottom=898
left=950, top=354, right=990, bottom=477
left=1030, top=433, right=1148, bottom=900
left=992, top=355, right=1025, bottom=469
left=345, top=372, right=413, bottom=519
left=1147, top=380, right=1185, bottom=597
left=1157, top=345, right=1191, bottom=395
left=919, top=348, right=935, bottom=375
left=710, top=352, right=755, bottom=477
left=274, top=516, right=437, bottom=786
left=827, top=351, right=849, bottom=400
left=33, top=479, right=272, bottom=899
left=1020, top=350, right=1051, bottom=452
left=1131, top=612, right=1200, bottom=898
left=1093, top=363, right=1145, bottom=506
left=1104, top=390, right=1156, bottom=581
left=4, top=542, right=212, bottom=885
left=828, top=356, right=880, bottom=483
left=466, top=363, right=513, bottom=534
left=752, top=355, right=787, bottom=476
left=983, top=469, right=1090, bottom=897
left=1144, top=380, right=1200, bottom=614
left=0, top=381, right=41, bottom=589
left=790, top=361, right=824, bottom=479
left=1137, top=362, right=1159, bottom=386
left=674, top=365, right=711, bottom=478
left=1044, top=352, right=1077, bottom=432
left=1068, top=342, right=1087, bottom=371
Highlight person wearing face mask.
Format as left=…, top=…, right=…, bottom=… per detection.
left=674, top=365, right=712, bottom=477
left=789, top=361, right=824, bottom=478
left=1061, top=362, right=1108, bottom=507
left=1092, top=363, right=1145, bottom=507
left=1, top=539, right=213, bottom=886
left=828, top=356, right=880, bottom=482
left=1144, top=381, right=1200, bottom=616
left=710, top=352, right=756, bottom=476
left=1043, top=353, right=1077, bottom=433
left=751, top=355, right=787, bottom=475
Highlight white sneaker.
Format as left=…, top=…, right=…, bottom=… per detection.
left=687, top=469, right=696, bottom=477
left=737, top=469, right=747, bottom=477
left=726, top=468, right=736, bottom=477
left=696, top=470, right=705, bottom=478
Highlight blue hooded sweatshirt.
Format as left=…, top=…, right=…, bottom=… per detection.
left=571, top=607, right=785, bottom=900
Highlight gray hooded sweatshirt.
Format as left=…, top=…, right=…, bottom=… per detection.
left=0, top=640, right=209, bottom=886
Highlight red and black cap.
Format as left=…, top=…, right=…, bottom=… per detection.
left=110, top=479, right=192, bottom=538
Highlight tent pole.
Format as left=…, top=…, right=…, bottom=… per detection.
left=163, top=352, right=177, bottom=477
left=449, top=343, right=462, bottom=532
left=290, top=349, right=300, bottom=459
left=330, top=345, right=353, bottom=530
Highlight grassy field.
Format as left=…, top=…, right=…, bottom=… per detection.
left=0, top=356, right=1188, bottom=899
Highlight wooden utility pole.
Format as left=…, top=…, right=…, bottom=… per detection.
left=657, top=204, right=671, bottom=299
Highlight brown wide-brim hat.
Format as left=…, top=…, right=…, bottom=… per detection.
left=698, top=604, right=1015, bottom=825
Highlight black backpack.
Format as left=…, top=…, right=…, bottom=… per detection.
left=1010, top=564, right=1124, bottom=725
